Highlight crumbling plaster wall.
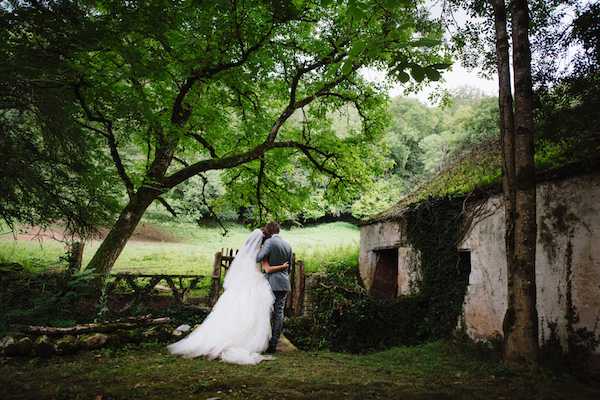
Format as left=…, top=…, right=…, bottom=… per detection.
left=460, top=172, right=600, bottom=351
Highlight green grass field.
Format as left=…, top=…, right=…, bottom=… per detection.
left=0, top=221, right=359, bottom=275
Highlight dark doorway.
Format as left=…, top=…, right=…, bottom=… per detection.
left=457, top=250, right=472, bottom=280
left=370, top=248, right=398, bottom=299
left=456, top=250, right=472, bottom=305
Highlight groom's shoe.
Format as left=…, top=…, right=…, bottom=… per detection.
left=265, top=345, right=277, bottom=354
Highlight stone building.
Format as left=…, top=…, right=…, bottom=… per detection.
left=359, top=170, right=600, bottom=354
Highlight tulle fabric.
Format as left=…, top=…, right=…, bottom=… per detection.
left=167, top=229, right=275, bottom=365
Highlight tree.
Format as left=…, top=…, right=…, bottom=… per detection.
left=505, top=0, right=538, bottom=363
left=3, top=0, right=450, bottom=291
left=535, top=3, right=600, bottom=161
left=446, top=0, right=540, bottom=362
left=487, top=0, right=538, bottom=363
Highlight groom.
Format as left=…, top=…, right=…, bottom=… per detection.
left=256, top=221, right=292, bottom=353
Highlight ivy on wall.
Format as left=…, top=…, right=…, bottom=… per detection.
left=286, top=196, right=473, bottom=352
left=404, top=197, right=471, bottom=339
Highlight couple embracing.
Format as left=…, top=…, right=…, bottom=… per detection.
left=167, top=222, right=292, bottom=365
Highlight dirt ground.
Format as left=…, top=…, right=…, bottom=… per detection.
left=1, top=341, right=599, bottom=400
left=6, top=222, right=180, bottom=243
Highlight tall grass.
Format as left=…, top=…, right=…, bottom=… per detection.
left=0, top=240, right=67, bottom=273
left=0, top=222, right=359, bottom=274
left=298, top=245, right=358, bottom=273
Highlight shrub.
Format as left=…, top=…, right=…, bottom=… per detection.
left=286, top=197, right=471, bottom=353
left=286, top=261, right=427, bottom=353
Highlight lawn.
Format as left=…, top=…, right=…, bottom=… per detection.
left=0, top=222, right=359, bottom=275
left=1, top=341, right=598, bottom=399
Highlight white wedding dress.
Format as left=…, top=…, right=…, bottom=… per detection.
left=167, top=229, right=275, bottom=365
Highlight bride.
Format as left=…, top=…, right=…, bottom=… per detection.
left=167, top=229, right=283, bottom=365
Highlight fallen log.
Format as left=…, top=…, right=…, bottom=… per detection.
left=10, top=317, right=171, bottom=336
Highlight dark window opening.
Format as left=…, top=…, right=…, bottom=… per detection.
left=370, top=248, right=399, bottom=299
left=458, top=249, right=471, bottom=278
left=457, top=249, right=472, bottom=287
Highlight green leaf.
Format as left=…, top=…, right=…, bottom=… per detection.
left=396, top=70, right=410, bottom=83
left=347, top=1, right=368, bottom=19
left=430, top=63, right=452, bottom=70
left=410, top=65, right=425, bottom=82
left=341, top=59, right=354, bottom=75
left=410, top=38, right=440, bottom=48
left=425, top=68, right=441, bottom=81
left=349, top=40, right=367, bottom=58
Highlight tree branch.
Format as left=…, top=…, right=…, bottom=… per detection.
left=256, top=157, right=267, bottom=223
left=156, top=197, right=178, bottom=218
left=173, top=156, right=190, bottom=167
left=199, top=174, right=228, bottom=235
left=162, top=43, right=357, bottom=188
left=74, top=83, right=135, bottom=198
left=163, top=72, right=352, bottom=189
left=170, top=23, right=274, bottom=126
left=270, top=141, right=343, bottom=179
left=188, top=132, right=218, bottom=158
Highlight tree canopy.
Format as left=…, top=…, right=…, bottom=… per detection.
left=1, top=0, right=451, bottom=234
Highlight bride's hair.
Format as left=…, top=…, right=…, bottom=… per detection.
left=261, top=221, right=280, bottom=239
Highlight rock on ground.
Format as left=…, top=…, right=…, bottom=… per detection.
left=35, top=335, right=54, bottom=357
left=80, top=333, right=109, bottom=350
left=276, top=335, right=298, bottom=353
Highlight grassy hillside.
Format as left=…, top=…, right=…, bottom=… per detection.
left=0, top=221, right=359, bottom=275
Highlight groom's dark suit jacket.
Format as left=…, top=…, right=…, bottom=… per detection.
left=256, top=234, right=292, bottom=292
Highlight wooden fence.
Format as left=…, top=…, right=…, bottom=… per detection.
left=209, top=248, right=305, bottom=316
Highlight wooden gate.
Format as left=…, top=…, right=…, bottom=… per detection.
left=209, top=248, right=305, bottom=316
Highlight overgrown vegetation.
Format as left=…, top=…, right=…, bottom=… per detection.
left=0, top=221, right=358, bottom=332
left=351, top=92, right=500, bottom=218
left=287, top=198, right=469, bottom=353
left=0, top=263, right=97, bottom=333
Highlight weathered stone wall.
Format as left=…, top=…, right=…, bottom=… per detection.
left=359, top=220, right=402, bottom=291
left=460, top=172, right=600, bottom=352
left=359, top=172, right=600, bottom=353
left=459, top=197, right=507, bottom=341
left=359, top=219, right=421, bottom=296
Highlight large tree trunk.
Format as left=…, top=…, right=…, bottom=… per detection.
left=491, top=0, right=518, bottom=358
left=504, top=0, right=539, bottom=363
left=85, top=136, right=177, bottom=296
left=85, top=189, right=157, bottom=288
left=491, top=0, right=516, bottom=265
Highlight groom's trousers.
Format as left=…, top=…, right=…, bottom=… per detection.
left=270, top=290, right=288, bottom=350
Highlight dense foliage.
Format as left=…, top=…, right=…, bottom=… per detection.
left=153, top=90, right=500, bottom=222
left=0, top=2, right=122, bottom=235
left=351, top=91, right=499, bottom=218
left=287, top=198, right=470, bottom=353
left=1, top=0, right=452, bottom=232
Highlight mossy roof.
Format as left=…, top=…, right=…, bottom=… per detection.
left=363, top=137, right=600, bottom=225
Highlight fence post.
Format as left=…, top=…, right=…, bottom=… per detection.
left=292, top=260, right=305, bottom=316
left=209, top=251, right=223, bottom=306
left=67, top=241, right=85, bottom=275
left=285, top=253, right=295, bottom=314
